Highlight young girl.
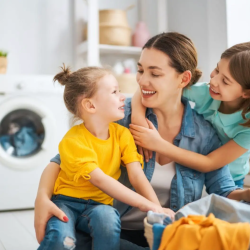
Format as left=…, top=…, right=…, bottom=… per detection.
left=130, top=42, right=250, bottom=188
left=37, top=66, right=166, bottom=250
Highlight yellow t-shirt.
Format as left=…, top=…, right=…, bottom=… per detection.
left=53, top=122, right=143, bottom=205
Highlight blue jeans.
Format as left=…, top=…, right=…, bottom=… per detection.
left=234, top=178, right=244, bottom=188
left=38, top=195, right=121, bottom=250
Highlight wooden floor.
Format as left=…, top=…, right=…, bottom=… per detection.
left=0, top=210, right=38, bottom=250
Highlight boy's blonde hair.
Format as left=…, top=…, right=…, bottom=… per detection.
left=54, top=65, right=112, bottom=120
left=222, top=43, right=250, bottom=127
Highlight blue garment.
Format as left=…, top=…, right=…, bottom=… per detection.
left=152, top=224, right=165, bottom=250
left=234, top=178, right=245, bottom=188
left=38, top=195, right=121, bottom=250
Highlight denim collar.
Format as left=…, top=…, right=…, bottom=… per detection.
left=146, top=97, right=196, bottom=139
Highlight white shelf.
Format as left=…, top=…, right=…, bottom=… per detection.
left=78, top=41, right=142, bottom=56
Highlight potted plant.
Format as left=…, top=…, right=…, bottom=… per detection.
left=0, top=51, right=8, bottom=74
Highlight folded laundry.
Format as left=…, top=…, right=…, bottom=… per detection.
left=147, top=211, right=173, bottom=226
left=176, top=193, right=250, bottom=223
left=158, top=213, right=250, bottom=250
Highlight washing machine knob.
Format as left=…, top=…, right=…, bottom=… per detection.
left=16, top=82, right=25, bottom=90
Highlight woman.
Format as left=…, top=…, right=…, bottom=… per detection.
left=35, top=32, right=250, bottom=250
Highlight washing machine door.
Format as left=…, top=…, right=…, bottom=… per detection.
left=0, top=96, right=57, bottom=170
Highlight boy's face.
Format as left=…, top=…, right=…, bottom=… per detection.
left=92, top=74, right=126, bottom=122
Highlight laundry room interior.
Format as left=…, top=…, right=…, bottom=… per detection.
left=1, top=0, right=250, bottom=250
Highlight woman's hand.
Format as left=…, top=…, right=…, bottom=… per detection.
left=129, top=119, right=163, bottom=152
left=34, top=194, right=68, bottom=243
left=162, top=208, right=175, bottom=221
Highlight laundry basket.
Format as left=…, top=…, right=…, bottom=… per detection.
left=144, top=217, right=154, bottom=250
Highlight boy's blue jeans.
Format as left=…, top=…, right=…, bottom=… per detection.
left=38, top=195, right=121, bottom=250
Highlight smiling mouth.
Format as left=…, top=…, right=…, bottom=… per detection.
left=118, top=105, right=125, bottom=110
left=141, top=89, right=157, bottom=95
left=210, top=87, right=220, bottom=94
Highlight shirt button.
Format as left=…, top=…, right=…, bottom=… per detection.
left=174, top=175, right=177, bottom=180
left=173, top=205, right=177, bottom=209
left=193, top=173, right=196, bottom=177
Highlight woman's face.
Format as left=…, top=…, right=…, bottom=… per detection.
left=136, top=48, right=183, bottom=109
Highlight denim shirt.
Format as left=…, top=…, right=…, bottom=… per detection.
left=51, top=97, right=237, bottom=215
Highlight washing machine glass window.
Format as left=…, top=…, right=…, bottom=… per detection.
left=0, top=109, right=45, bottom=157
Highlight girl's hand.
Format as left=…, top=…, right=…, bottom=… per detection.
left=34, top=194, right=68, bottom=243
left=162, top=208, right=175, bottom=221
left=131, top=118, right=153, bottom=162
left=139, top=201, right=164, bottom=214
left=129, top=119, right=163, bottom=152
left=138, top=146, right=153, bottom=163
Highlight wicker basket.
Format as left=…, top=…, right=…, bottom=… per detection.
left=144, top=217, right=154, bottom=250
left=99, top=9, right=129, bottom=27
left=0, top=57, right=7, bottom=74
left=99, top=24, right=131, bottom=46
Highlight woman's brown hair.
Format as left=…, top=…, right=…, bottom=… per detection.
left=221, top=42, right=250, bottom=127
left=143, top=32, right=202, bottom=86
left=54, top=65, right=111, bottom=120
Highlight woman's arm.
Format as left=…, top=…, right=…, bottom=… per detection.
left=131, top=88, right=152, bottom=161
left=34, top=162, right=67, bottom=243
left=89, top=167, right=163, bottom=213
left=131, top=88, right=147, bottom=126
left=129, top=119, right=248, bottom=172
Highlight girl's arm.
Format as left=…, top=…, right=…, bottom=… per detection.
left=89, top=167, right=163, bottom=213
left=227, top=189, right=250, bottom=202
left=34, top=162, right=67, bottom=243
left=126, top=161, right=161, bottom=205
left=126, top=161, right=175, bottom=219
left=129, top=119, right=248, bottom=172
left=156, top=139, right=247, bottom=172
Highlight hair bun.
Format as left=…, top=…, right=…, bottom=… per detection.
left=191, top=68, right=202, bottom=85
left=53, top=64, right=71, bottom=86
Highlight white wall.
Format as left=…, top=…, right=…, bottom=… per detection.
left=167, top=0, right=228, bottom=82
left=0, top=0, right=74, bottom=75
left=226, top=0, right=250, bottom=47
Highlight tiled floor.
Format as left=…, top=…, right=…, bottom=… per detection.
left=0, top=210, right=38, bottom=250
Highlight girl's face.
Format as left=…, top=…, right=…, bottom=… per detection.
left=209, top=58, right=245, bottom=102
left=92, top=74, right=126, bottom=122
left=136, top=48, right=183, bottom=109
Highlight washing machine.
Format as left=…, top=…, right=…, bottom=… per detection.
left=0, top=75, right=71, bottom=211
